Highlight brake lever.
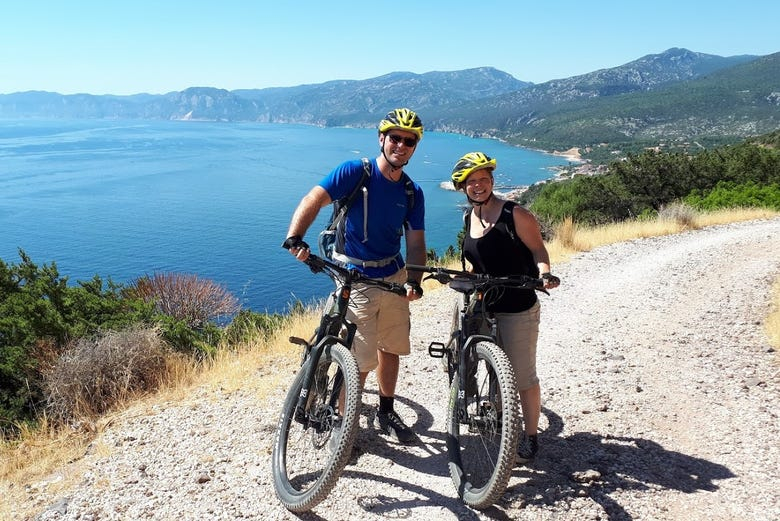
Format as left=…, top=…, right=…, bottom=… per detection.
left=305, top=256, right=326, bottom=274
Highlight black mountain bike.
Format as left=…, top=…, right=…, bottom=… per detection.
left=272, top=253, right=407, bottom=513
left=407, top=264, right=546, bottom=509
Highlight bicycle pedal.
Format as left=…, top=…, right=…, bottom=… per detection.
left=428, top=341, right=446, bottom=358
left=289, top=336, right=309, bottom=347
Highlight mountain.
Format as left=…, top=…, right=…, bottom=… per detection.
left=231, top=67, right=529, bottom=126
left=1, top=49, right=777, bottom=153
left=0, top=67, right=527, bottom=125
left=425, top=49, right=779, bottom=149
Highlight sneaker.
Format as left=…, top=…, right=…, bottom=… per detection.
left=376, top=409, right=415, bottom=443
left=516, top=433, right=539, bottom=464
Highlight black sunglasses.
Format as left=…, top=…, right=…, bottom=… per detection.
left=387, top=134, right=418, bottom=147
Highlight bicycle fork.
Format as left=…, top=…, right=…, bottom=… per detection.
left=289, top=314, right=357, bottom=429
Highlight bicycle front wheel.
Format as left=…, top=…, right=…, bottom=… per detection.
left=271, top=343, right=362, bottom=512
left=446, top=341, right=520, bottom=509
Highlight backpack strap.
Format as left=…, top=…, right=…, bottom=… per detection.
left=498, top=200, right=519, bottom=242
left=460, top=206, right=471, bottom=271
left=325, top=157, right=371, bottom=233
left=400, top=172, right=415, bottom=230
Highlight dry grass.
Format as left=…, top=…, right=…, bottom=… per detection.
left=1, top=306, right=320, bottom=519
left=0, top=414, right=100, bottom=520
left=2, top=207, right=778, bottom=519
left=547, top=207, right=779, bottom=264
left=767, top=278, right=780, bottom=364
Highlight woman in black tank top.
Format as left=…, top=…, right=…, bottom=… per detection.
left=451, top=152, right=561, bottom=464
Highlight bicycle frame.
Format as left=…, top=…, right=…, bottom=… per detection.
left=407, top=263, right=544, bottom=508
left=290, top=255, right=405, bottom=426
left=409, top=265, right=544, bottom=424
left=274, top=252, right=408, bottom=512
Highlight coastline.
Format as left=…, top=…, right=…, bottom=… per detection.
left=550, top=146, right=582, bottom=162
left=437, top=145, right=585, bottom=198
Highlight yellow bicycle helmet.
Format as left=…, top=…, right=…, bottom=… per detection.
left=451, top=152, right=497, bottom=189
left=378, top=108, right=424, bottom=140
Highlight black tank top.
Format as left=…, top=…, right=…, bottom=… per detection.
left=462, top=201, right=538, bottom=313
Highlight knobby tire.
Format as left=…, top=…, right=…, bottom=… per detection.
left=446, top=341, right=520, bottom=509
left=271, top=343, right=362, bottom=512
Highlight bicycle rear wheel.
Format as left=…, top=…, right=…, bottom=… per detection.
left=446, top=341, right=520, bottom=509
left=272, top=343, right=361, bottom=512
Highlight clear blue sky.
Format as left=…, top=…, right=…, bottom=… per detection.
left=2, top=0, right=778, bottom=95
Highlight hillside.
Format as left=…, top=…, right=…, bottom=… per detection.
left=1, top=48, right=777, bottom=155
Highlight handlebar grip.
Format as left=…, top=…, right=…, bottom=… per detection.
left=391, top=284, right=408, bottom=296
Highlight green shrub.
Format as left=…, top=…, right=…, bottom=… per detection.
left=685, top=181, right=780, bottom=211
left=0, top=251, right=155, bottom=430
left=155, top=314, right=221, bottom=359
left=224, top=309, right=287, bottom=345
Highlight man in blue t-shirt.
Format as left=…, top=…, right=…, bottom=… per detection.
left=283, top=108, right=427, bottom=443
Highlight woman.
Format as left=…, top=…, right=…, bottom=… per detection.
left=450, top=152, right=560, bottom=463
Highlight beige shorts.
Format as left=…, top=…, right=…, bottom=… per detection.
left=489, top=301, right=541, bottom=391
left=346, top=270, right=411, bottom=372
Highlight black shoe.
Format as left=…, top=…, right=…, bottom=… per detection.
left=516, top=433, right=538, bottom=464
left=376, top=410, right=415, bottom=443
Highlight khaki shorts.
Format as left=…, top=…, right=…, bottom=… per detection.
left=346, top=270, right=411, bottom=372
left=489, top=301, right=541, bottom=391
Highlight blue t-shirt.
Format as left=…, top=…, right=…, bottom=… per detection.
left=319, top=158, right=425, bottom=278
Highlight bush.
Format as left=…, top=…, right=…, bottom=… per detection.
left=43, top=326, right=168, bottom=422
left=223, top=310, right=287, bottom=345
left=658, top=202, right=698, bottom=228
left=684, top=181, right=780, bottom=211
left=132, top=273, right=240, bottom=328
left=0, top=251, right=155, bottom=429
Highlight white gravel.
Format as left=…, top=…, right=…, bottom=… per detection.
left=22, top=217, right=780, bottom=521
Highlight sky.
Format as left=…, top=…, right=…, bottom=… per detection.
left=2, top=1, right=778, bottom=96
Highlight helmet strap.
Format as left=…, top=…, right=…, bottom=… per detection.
left=468, top=192, right=493, bottom=228
left=467, top=190, right=493, bottom=207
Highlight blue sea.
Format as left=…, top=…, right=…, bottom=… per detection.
left=0, top=120, right=571, bottom=313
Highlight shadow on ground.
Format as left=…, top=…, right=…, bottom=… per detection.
left=315, top=397, right=736, bottom=521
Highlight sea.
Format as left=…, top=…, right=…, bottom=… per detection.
left=0, top=119, right=571, bottom=314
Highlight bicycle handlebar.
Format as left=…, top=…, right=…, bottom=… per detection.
left=406, top=264, right=546, bottom=293
left=301, top=253, right=407, bottom=296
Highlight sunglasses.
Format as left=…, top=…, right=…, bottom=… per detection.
left=387, top=134, right=418, bottom=147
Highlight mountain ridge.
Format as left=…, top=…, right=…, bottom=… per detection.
left=1, top=48, right=777, bottom=153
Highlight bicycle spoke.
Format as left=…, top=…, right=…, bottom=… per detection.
left=447, top=341, right=519, bottom=509
left=272, top=344, right=361, bottom=512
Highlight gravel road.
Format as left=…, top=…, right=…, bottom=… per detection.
left=24, top=217, right=780, bottom=521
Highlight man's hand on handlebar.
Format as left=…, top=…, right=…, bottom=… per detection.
left=282, top=235, right=311, bottom=262
left=404, top=279, right=423, bottom=302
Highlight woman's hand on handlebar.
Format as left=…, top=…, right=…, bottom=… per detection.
left=541, top=272, right=560, bottom=290
left=282, top=235, right=311, bottom=262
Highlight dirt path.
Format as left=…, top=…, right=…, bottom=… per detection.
left=23, top=218, right=780, bottom=521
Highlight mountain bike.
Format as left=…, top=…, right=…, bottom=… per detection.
left=407, top=264, right=546, bottom=509
left=272, top=253, right=407, bottom=513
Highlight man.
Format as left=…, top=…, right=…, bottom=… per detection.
left=282, top=108, right=427, bottom=443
